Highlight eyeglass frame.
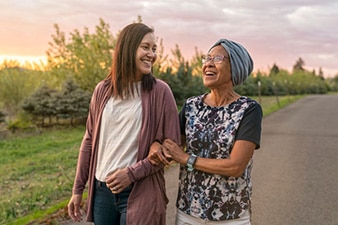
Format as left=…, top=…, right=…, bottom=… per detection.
left=201, top=55, right=229, bottom=64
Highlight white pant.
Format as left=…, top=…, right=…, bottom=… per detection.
left=176, top=209, right=251, bottom=225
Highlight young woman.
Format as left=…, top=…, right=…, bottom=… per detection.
left=67, top=23, right=180, bottom=225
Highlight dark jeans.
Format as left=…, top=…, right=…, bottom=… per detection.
left=93, top=179, right=132, bottom=225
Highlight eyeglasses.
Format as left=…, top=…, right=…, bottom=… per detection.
left=201, top=55, right=228, bottom=64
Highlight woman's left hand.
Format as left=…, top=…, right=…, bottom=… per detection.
left=105, top=168, right=131, bottom=194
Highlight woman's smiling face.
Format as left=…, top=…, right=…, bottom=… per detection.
left=135, top=32, right=157, bottom=81
left=202, top=45, right=232, bottom=89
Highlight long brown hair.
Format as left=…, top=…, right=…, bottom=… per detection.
left=106, top=23, right=156, bottom=99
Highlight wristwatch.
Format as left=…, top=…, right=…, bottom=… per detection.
left=187, top=153, right=198, bottom=171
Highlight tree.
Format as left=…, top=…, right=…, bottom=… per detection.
left=318, top=67, right=324, bottom=80
left=169, top=44, right=185, bottom=75
left=153, top=38, right=169, bottom=76
left=293, top=57, right=305, bottom=72
left=46, top=18, right=116, bottom=92
left=0, top=62, right=44, bottom=119
left=235, top=76, right=259, bottom=96
left=190, top=47, right=204, bottom=76
left=327, top=75, right=338, bottom=91
left=159, top=45, right=207, bottom=106
left=22, top=80, right=91, bottom=126
left=269, top=63, right=280, bottom=76
left=54, top=79, right=91, bottom=125
left=22, top=85, right=58, bottom=126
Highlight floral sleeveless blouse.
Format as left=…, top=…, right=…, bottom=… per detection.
left=177, top=94, right=260, bottom=221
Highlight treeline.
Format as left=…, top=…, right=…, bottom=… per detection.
left=21, top=79, right=91, bottom=127
left=1, top=17, right=338, bottom=130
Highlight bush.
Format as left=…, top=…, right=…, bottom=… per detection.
left=7, top=120, right=34, bottom=133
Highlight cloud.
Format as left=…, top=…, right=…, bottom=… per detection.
left=0, top=0, right=337, bottom=77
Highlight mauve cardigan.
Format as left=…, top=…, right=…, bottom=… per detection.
left=72, top=78, right=181, bottom=224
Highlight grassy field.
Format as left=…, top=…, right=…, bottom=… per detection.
left=251, top=95, right=302, bottom=117
left=0, top=127, right=85, bottom=225
left=0, top=95, right=302, bottom=225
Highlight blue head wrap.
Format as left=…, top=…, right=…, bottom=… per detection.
left=209, top=39, right=253, bottom=86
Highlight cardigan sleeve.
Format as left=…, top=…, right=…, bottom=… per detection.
left=127, top=79, right=181, bottom=182
left=72, top=83, right=99, bottom=194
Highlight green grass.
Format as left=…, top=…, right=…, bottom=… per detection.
left=251, top=95, right=303, bottom=117
left=0, top=95, right=303, bottom=224
left=0, top=126, right=85, bottom=225
left=6, top=200, right=69, bottom=225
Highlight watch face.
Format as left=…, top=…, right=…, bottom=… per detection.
left=187, top=154, right=197, bottom=171
left=187, top=157, right=193, bottom=165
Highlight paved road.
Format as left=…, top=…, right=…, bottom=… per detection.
left=251, top=94, right=338, bottom=225
left=63, top=95, right=338, bottom=225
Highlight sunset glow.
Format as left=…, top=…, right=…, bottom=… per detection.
left=1, top=0, right=337, bottom=77
left=0, top=55, right=47, bottom=67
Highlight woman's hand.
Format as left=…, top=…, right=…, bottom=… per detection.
left=163, top=139, right=187, bottom=164
left=67, top=194, right=83, bottom=222
left=147, top=141, right=172, bottom=166
left=105, top=168, right=131, bottom=194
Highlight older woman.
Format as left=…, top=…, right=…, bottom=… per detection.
left=162, top=39, right=262, bottom=225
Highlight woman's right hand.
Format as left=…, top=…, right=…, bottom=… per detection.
left=163, top=139, right=187, bottom=164
left=147, top=141, right=172, bottom=166
left=67, top=194, right=83, bottom=222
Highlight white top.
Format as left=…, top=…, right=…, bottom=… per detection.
left=95, top=82, right=142, bottom=182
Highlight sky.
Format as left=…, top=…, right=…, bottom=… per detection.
left=1, top=0, right=337, bottom=77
